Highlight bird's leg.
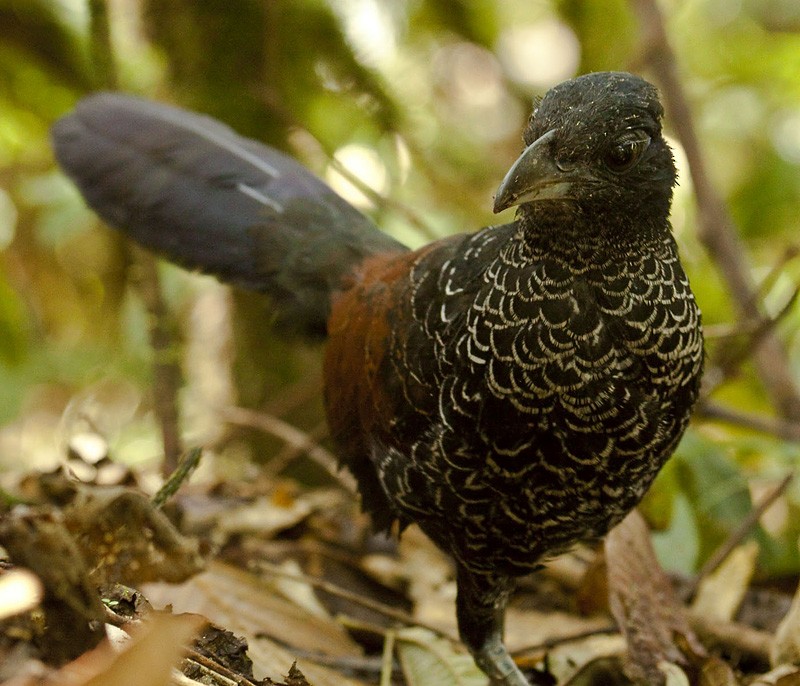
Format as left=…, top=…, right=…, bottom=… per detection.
left=456, top=567, right=529, bottom=686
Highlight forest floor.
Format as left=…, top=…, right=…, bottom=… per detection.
left=0, top=440, right=798, bottom=686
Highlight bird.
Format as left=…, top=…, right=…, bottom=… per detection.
left=51, top=71, right=704, bottom=685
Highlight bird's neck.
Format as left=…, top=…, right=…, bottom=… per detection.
left=517, top=201, right=673, bottom=257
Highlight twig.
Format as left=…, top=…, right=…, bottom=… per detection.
left=696, top=401, right=800, bottom=442
left=510, top=625, right=619, bottom=657
left=753, top=245, right=800, bottom=306
left=131, top=248, right=185, bottom=474
left=631, top=0, right=800, bottom=420
left=221, top=406, right=357, bottom=494
left=380, top=630, right=397, bottom=686
left=327, top=155, right=439, bottom=241
left=704, top=285, right=800, bottom=395
left=183, top=647, right=260, bottom=686
left=152, top=447, right=204, bottom=509
left=538, top=536, right=777, bottom=666
left=701, top=319, right=762, bottom=340
left=265, top=421, right=330, bottom=480
left=88, top=0, right=117, bottom=89
left=689, top=612, right=772, bottom=664
left=88, top=1, right=184, bottom=474
left=270, top=647, right=387, bottom=675
left=252, top=560, right=458, bottom=643
left=687, top=471, right=794, bottom=598
left=257, top=88, right=439, bottom=242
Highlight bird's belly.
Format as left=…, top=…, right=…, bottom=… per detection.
left=376, top=248, right=703, bottom=574
left=396, top=354, right=695, bottom=576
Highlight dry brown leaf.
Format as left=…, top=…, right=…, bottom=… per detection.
left=772, top=574, right=800, bottom=667
left=398, top=525, right=457, bottom=631
left=65, top=487, right=205, bottom=586
left=692, top=541, right=758, bottom=624
left=0, top=569, right=43, bottom=621
left=605, top=510, right=703, bottom=685
left=548, top=634, right=627, bottom=684
left=395, top=627, right=488, bottom=686
left=271, top=559, right=331, bottom=618
left=82, top=614, right=204, bottom=686
left=750, top=665, right=800, bottom=685
left=5, top=612, right=205, bottom=686
left=0, top=505, right=108, bottom=665
left=143, top=560, right=365, bottom=684
left=659, top=661, right=690, bottom=685
left=696, top=655, right=740, bottom=686
left=504, top=607, right=616, bottom=655
left=245, top=634, right=367, bottom=686
left=216, top=494, right=313, bottom=539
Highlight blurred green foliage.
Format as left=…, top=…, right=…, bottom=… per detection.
left=1, top=0, right=800, bottom=577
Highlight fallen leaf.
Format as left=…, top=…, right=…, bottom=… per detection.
left=696, top=655, right=741, bottom=686
left=772, top=573, right=800, bottom=667
left=216, top=494, right=313, bottom=539
left=6, top=612, right=204, bottom=686
left=143, top=560, right=367, bottom=685
left=65, top=487, right=205, bottom=586
left=659, top=661, right=690, bottom=685
left=395, top=627, right=488, bottom=686
left=548, top=634, right=627, bottom=684
left=750, top=665, right=800, bottom=685
left=0, top=569, right=43, bottom=621
left=692, top=541, right=758, bottom=623
left=605, top=510, right=703, bottom=685
left=0, top=506, right=107, bottom=665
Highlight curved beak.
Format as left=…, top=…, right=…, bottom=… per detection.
left=493, top=129, right=573, bottom=213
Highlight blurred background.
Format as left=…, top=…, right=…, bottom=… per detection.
left=2, top=0, right=800, bottom=582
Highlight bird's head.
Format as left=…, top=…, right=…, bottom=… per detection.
left=494, top=72, right=677, bottom=235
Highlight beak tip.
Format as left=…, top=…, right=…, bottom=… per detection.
left=492, top=128, right=560, bottom=215
left=492, top=190, right=511, bottom=214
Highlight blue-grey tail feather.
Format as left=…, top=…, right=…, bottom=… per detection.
left=51, top=92, right=405, bottom=338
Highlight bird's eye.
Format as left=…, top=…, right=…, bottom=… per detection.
left=603, top=131, right=651, bottom=172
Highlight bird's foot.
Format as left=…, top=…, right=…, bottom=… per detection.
left=474, top=638, right=530, bottom=686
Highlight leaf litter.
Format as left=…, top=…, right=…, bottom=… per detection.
left=1, top=443, right=800, bottom=685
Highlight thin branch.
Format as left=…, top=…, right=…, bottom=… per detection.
left=687, top=471, right=794, bottom=598
left=327, top=155, right=439, bottom=241
left=184, top=647, right=260, bottom=686
left=220, top=406, right=357, bottom=494
left=88, top=1, right=184, bottom=474
left=152, top=447, right=204, bottom=509
left=704, top=286, right=800, bottom=396
left=703, top=246, right=800, bottom=342
left=131, top=247, right=185, bottom=474
left=380, top=630, right=396, bottom=686
left=753, top=245, right=800, bottom=308
left=696, top=401, right=800, bottom=442
left=510, top=625, right=618, bottom=657
left=252, top=560, right=459, bottom=643
left=88, top=0, right=117, bottom=90
left=257, top=88, right=440, bottom=242
left=265, top=420, right=330, bottom=480
left=631, top=0, right=800, bottom=420
left=688, top=612, right=772, bottom=665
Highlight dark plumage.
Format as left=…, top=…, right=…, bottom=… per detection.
left=52, top=72, right=703, bottom=685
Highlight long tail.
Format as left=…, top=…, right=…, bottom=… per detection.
left=51, top=93, right=406, bottom=338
